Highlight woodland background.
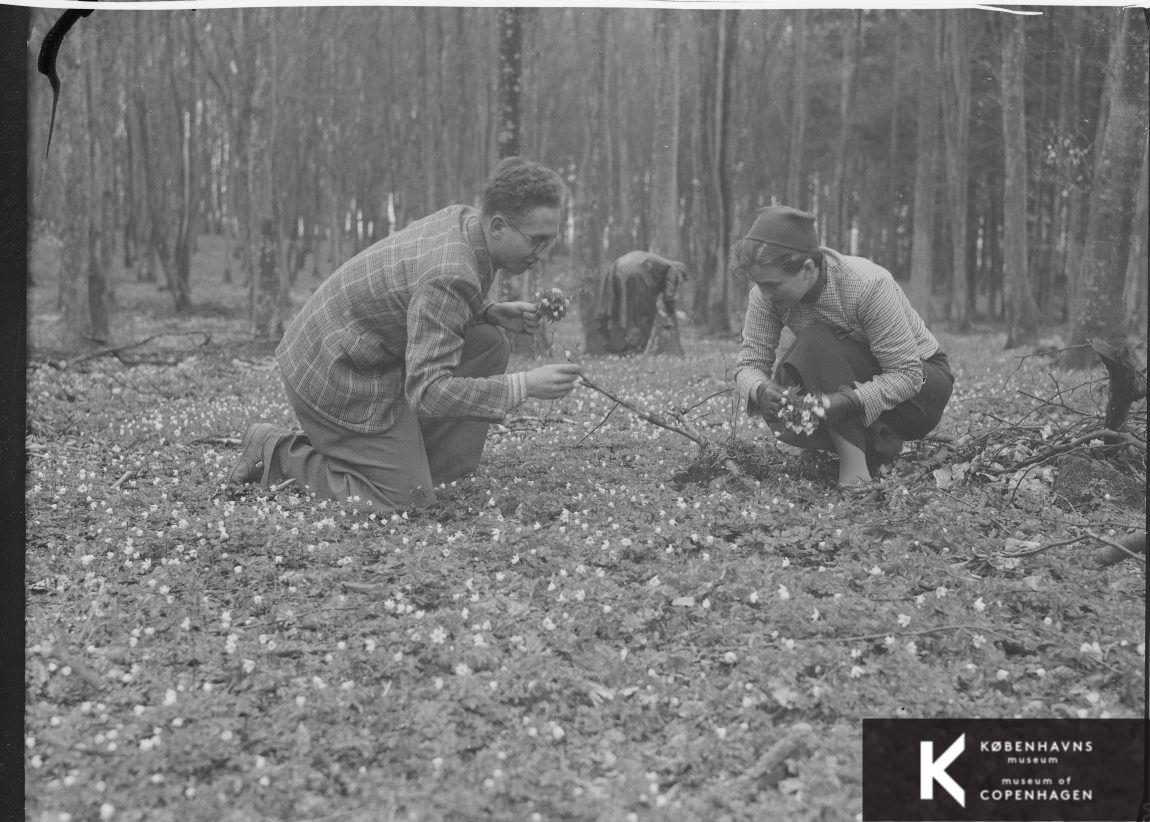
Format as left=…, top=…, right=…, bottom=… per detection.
left=19, top=8, right=1150, bottom=820
left=26, top=6, right=1149, bottom=362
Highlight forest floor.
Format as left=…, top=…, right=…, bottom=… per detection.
left=24, top=235, right=1148, bottom=821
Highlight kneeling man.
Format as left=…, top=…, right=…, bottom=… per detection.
left=229, top=157, right=583, bottom=510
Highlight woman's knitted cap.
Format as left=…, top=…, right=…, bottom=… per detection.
left=744, top=206, right=819, bottom=253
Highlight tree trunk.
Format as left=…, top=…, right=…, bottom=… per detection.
left=250, top=9, right=285, bottom=338
left=577, top=10, right=609, bottom=356
left=1064, top=8, right=1149, bottom=368
left=1121, top=131, right=1148, bottom=340
left=649, top=11, right=681, bottom=262
left=884, top=16, right=903, bottom=269
left=909, top=14, right=941, bottom=322
left=131, top=88, right=171, bottom=290
left=84, top=15, right=109, bottom=341
left=1001, top=15, right=1039, bottom=349
left=691, top=13, right=718, bottom=326
left=830, top=12, right=861, bottom=250
left=786, top=10, right=809, bottom=208
left=708, top=9, right=737, bottom=334
left=941, top=11, right=972, bottom=330
left=168, top=14, right=195, bottom=314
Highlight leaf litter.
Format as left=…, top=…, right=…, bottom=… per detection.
left=24, top=329, right=1145, bottom=821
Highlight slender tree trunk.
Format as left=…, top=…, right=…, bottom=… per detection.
left=941, top=11, right=972, bottom=330
left=251, top=9, right=285, bottom=337
left=1061, top=7, right=1089, bottom=323
left=168, top=14, right=195, bottom=314
left=884, top=16, right=902, bottom=268
left=786, top=10, right=808, bottom=209
left=1065, top=8, right=1149, bottom=368
left=577, top=10, right=609, bottom=355
left=708, top=9, right=737, bottom=334
left=909, top=14, right=941, bottom=322
left=649, top=10, right=681, bottom=261
left=691, top=13, right=718, bottom=324
left=1122, top=131, right=1148, bottom=340
left=132, top=90, right=171, bottom=289
left=830, top=12, right=861, bottom=250
left=84, top=15, right=109, bottom=340
left=1001, top=15, right=1039, bottom=349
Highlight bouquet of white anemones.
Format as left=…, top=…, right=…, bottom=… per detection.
left=535, top=288, right=570, bottom=322
left=776, top=390, right=829, bottom=436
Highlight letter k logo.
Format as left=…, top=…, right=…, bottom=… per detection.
left=920, top=734, right=965, bottom=806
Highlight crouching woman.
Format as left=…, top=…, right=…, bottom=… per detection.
left=731, top=206, right=954, bottom=488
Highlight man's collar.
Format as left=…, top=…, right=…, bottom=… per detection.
left=800, top=256, right=827, bottom=303
left=465, top=208, right=495, bottom=281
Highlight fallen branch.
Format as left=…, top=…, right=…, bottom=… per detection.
left=572, top=400, right=619, bottom=448
left=731, top=723, right=814, bottom=790
left=811, top=623, right=1018, bottom=644
left=577, top=374, right=705, bottom=445
left=111, top=467, right=145, bottom=490
left=45, top=330, right=215, bottom=369
left=985, top=428, right=1146, bottom=475
left=576, top=375, right=757, bottom=491
left=1085, top=529, right=1146, bottom=566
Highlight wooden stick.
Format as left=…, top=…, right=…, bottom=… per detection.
left=986, top=428, right=1146, bottom=475
left=578, top=376, right=757, bottom=489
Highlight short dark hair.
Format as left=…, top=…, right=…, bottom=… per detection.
left=478, top=157, right=566, bottom=220
left=728, top=238, right=823, bottom=278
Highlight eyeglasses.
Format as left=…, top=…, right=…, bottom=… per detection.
left=502, top=217, right=557, bottom=256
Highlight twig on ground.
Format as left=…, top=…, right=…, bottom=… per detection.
left=1083, top=529, right=1146, bottom=564
left=270, top=479, right=297, bottom=493
left=111, top=467, right=144, bottom=490
left=44, top=330, right=216, bottom=369
left=730, top=723, right=814, bottom=790
left=578, top=375, right=705, bottom=445
left=986, top=428, right=1146, bottom=475
left=341, top=582, right=391, bottom=596
left=572, top=401, right=620, bottom=448
left=676, top=387, right=733, bottom=417
left=1018, top=389, right=1091, bottom=417
left=978, top=533, right=1092, bottom=559
left=811, top=623, right=1019, bottom=644
left=576, top=374, right=757, bottom=490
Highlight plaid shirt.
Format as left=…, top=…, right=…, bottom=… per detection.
left=735, top=248, right=941, bottom=426
left=277, top=205, right=516, bottom=435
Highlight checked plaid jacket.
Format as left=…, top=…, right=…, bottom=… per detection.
left=277, top=205, right=516, bottom=435
left=735, top=248, right=942, bottom=427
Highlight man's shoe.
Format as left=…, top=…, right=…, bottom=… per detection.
left=228, top=423, right=281, bottom=487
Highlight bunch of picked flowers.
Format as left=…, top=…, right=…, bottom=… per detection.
left=776, top=390, right=829, bottom=436
left=535, top=288, right=570, bottom=322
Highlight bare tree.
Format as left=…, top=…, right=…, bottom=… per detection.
left=785, top=10, right=809, bottom=209
left=1000, top=14, right=1039, bottom=349
left=648, top=10, right=681, bottom=260
left=1065, top=8, right=1149, bottom=367
left=497, top=8, right=523, bottom=161
left=576, top=10, right=609, bottom=355
left=909, top=14, right=940, bottom=322
left=941, top=11, right=972, bottom=330
left=1122, top=132, right=1148, bottom=340
left=830, top=12, right=861, bottom=250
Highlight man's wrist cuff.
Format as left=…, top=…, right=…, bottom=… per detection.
left=508, top=371, right=527, bottom=407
